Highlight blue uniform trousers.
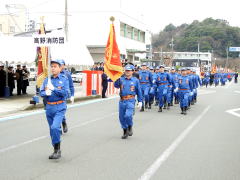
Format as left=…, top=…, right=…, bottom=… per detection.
left=140, top=84, right=150, bottom=104
left=158, top=85, right=167, bottom=107
left=46, top=103, right=66, bottom=145
left=179, top=91, right=189, bottom=108
left=119, top=99, right=135, bottom=129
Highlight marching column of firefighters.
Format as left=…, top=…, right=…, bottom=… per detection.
left=114, top=63, right=238, bottom=139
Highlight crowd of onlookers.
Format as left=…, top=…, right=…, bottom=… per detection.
left=0, top=63, right=30, bottom=97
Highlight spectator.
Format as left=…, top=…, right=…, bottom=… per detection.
left=8, top=65, right=15, bottom=96
left=101, top=69, right=108, bottom=98
left=22, top=65, right=30, bottom=94
left=15, top=64, right=23, bottom=95
left=0, top=63, right=6, bottom=97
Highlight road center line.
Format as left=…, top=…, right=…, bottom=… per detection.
left=0, top=112, right=118, bottom=154
left=138, top=105, right=211, bottom=180
left=226, top=108, right=240, bottom=118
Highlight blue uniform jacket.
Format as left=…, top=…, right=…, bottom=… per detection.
left=61, top=69, right=74, bottom=97
left=139, top=70, right=153, bottom=86
left=114, top=76, right=143, bottom=103
left=178, top=75, right=193, bottom=92
left=40, top=74, right=69, bottom=102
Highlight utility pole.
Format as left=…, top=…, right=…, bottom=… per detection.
left=64, top=0, right=68, bottom=42
left=170, top=37, right=174, bottom=67
left=226, top=46, right=229, bottom=68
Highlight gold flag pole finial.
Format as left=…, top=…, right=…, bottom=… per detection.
left=110, top=16, right=115, bottom=23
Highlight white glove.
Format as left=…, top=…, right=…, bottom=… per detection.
left=70, top=96, right=74, bottom=104
left=193, top=89, right=196, bottom=93
left=47, top=82, right=55, bottom=91
left=174, top=88, right=179, bottom=93
left=152, top=80, right=156, bottom=84
left=137, top=102, right=143, bottom=109
left=190, top=92, right=193, bottom=96
left=46, top=89, right=52, bottom=96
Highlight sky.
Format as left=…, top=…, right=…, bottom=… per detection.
left=1, top=0, right=240, bottom=33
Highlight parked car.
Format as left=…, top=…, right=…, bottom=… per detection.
left=29, top=67, right=37, bottom=81
left=71, top=71, right=83, bottom=83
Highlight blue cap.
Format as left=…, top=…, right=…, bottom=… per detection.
left=141, top=63, right=147, bottom=66
left=125, top=65, right=134, bottom=71
left=159, top=64, right=165, bottom=68
left=51, top=59, right=61, bottom=65
left=58, top=59, right=65, bottom=65
left=155, top=66, right=160, bottom=70
left=186, top=67, right=191, bottom=70
left=171, top=67, right=175, bottom=70
left=149, top=66, right=154, bottom=70
left=181, top=68, right=186, bottom=71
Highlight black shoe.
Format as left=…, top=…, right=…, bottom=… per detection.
left=140, top=105, right=144, bottom=112
left=191, top=101, right=194, bottom=105
left=121, top=129, right=129, bottom=139
left=49, top=143, right=61, bottom=159
left=145, top=102, right=148, bottom=109
left=181, top=108, right=184, bottom=114
left=148, top=104, right=151, bottom=109
left=158, top=107, right=162, bottom=112
left=128, top=126, right=133, bottom=136
left=170, top=102, right=173, bottom=106
left=167, top=103, right=170, bottom=110
left=183, top=107, right=187, bottom=115
left=155, top=102, right=159, bottom=106
left=62, top=121, right=68, bottom=133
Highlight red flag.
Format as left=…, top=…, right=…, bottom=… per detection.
left=104, top=23, right=123, bottom=82
left=36, top=20, right=49, bottom=88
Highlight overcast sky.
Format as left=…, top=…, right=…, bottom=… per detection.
left=1, top=0, right=240, bottom=33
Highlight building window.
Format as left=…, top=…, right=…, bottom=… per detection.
left=134, top=28, right=138, bottom=41
left=10, top=26, right=15, bottom=33
left=120, top=23, right=125, bottom=37
left=0, top=24, right=2, bottom=32
left=140, top=31, right=145, bottom=43
left=126, top=25, right=132, bottom=39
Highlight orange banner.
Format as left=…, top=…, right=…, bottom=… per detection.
left=104, top=23, right=123, bottom=82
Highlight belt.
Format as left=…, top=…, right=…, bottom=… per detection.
left=47, top=100, right=65, bottom=105
left=159, top=83, right=167, bottom=85
left=179, top=89, right=189, bottom=91
left=121, top=95, right=135, bottom=100
left=140, top=82, right=148, bottom=84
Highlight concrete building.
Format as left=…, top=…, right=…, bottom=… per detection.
left=0, top=8, right=27, bottom=35
left=69, top=11, right=152, bottom=64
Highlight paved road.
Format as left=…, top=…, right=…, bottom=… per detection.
left=0, top=81, right=240, bottom=180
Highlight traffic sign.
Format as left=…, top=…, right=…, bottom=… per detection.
left=229, top=47, right=240, bottom=52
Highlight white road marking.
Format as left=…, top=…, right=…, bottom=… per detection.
left=138, top=105, right=211, bottom=180
left=234, top=91, right=240, bottom=94
left=0, top=96, right=118, bottom=122
left=224, top=80, right=233, bottom=89
left=198, top=90, right=216, bottom=95
left=226, top=108, right=240, bottom=118
left=0, top=112, right=118, bottom=154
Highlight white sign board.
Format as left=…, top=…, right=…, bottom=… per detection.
left=33, top=36, right=65, bottom=46
left=229, top=47, right=240, bottom=52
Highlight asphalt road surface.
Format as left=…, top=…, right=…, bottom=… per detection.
left=0, top=81, right=240, bottom=180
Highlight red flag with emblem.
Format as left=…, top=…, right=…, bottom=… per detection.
left=104, top=22, right=123, bottom=82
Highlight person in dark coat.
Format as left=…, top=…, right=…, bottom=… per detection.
left=22, top=65, right=30, bottom=94
left=15, top=65, right=23, bottom=95
left=101, top=70, right=108, bottom=98
left=0, top=64, right=6, bottom=97
left=8, top=65, right=15, bottom=96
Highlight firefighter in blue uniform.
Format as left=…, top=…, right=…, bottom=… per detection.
left=186, top=68, right=194, bottom=107
left=149, top=67, right=155, bottom=108
left=138, top=63, right=152, bottom=111
left=192, top=70, right=202, bottom=103
left=175, top=68, right=193, bottom=115
left=170, top=67, right=179, bottom=105
left=154, top=66, right=160, bottom=106
left=40, top=59, right=69, bottom=159
left=153, top=65, right=172, bottom=112
left=114, top=65, right=143, bottom=139
left=59, top=59, right=75, bottom=133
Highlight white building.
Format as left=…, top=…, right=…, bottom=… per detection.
left=69, top=11, right=152, bottom=63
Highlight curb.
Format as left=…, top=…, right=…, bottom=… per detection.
left=23, top=95, right=102, bottom=111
